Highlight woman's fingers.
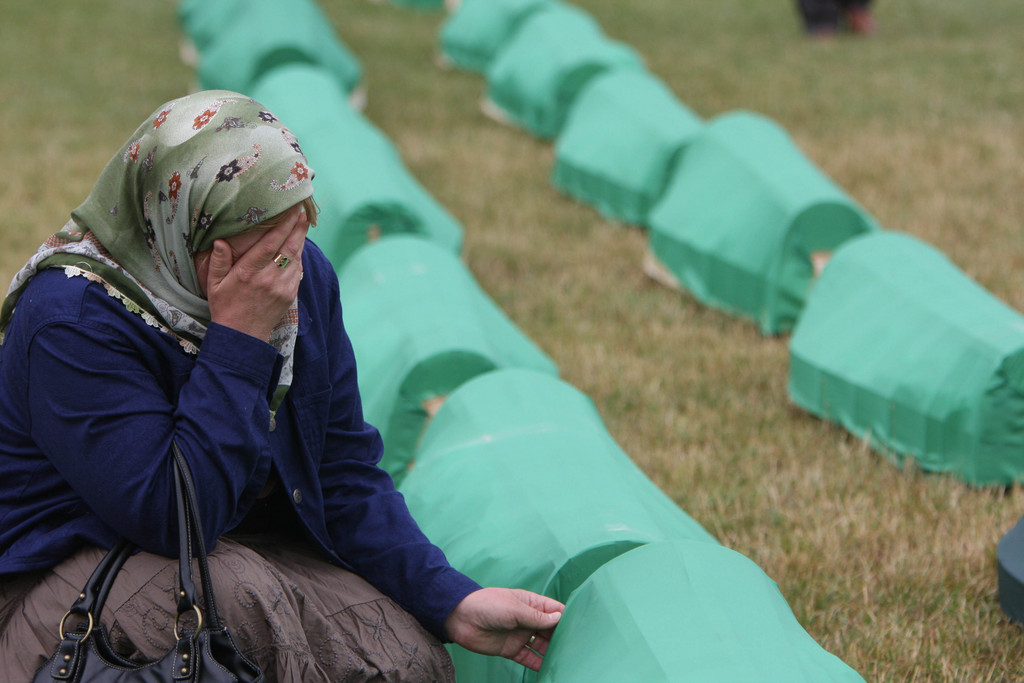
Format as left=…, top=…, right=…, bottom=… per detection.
left=280, top=211, right=308, bottom=263
left=246, top=207, right=308, bottom=270
left=205, top=241, right=232, bottom=288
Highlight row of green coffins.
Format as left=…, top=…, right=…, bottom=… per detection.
left=438, top=0, right=1024, bottom=486
left=326, top=203, right=862, bottom=677
left=178, top=0, right=463, bottom=267
left=396, top=368, right=865, bottom=682
left=438, top=0, right=1024, bottom=627
left=324, top=196, right=865, bottom=678
left=327, top=229, right=860, bottom=679
left=377, top=0, right=1024, bottom=636
left=440, top=0, right=878, bottom=334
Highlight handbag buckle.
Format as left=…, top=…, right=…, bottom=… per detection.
left=57, top=610, right=94, bottom=641
left=173, top=604, right=203, bottom=641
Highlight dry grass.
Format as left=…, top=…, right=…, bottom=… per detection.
left=0, top=3, right=194, bottom=284
left=4, top=0, right=1024, bottom=680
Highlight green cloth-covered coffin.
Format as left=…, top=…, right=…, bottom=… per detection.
left=337, top=240, right=558, bottom=483
left=552, top=68, right=704, bottom=226
left=484, top=3, right=644, bottom=139
left=439, top=0, right=553, bottom=73
left=789, top=231, right=1024, bottom=486
left=192, top=0, right=362, bottom=97
left=537, top=541, right=865, bottom=683
left=250, top=64, right=464, bottom=266
left=400, top=369, right=716, bottom=683
left=648, top=111, right=878, bottom=334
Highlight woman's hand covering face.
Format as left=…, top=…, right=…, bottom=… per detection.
left=194, top=204, right=309, bottom=341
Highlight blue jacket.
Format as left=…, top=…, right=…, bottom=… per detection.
left=0, top=241, right=479, bottom=639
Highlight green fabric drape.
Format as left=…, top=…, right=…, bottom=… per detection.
left=790, top=231, right=1024, bottom=486
left=400, top=369, right=715, bottom=683
left=484, top=3, right=644, bottom=139
left=188, top=0, right=362, bottom=96
left=537, top=542, right=865, bottom=683
left=553, top=68, right=704, bottom=226
left=648, top=110, right=878, bottom=334
left=337, top=241, right=558, bottom=483
left=440, top=0, right=554, bottom=73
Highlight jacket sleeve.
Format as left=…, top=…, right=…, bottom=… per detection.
left=309, top=253, right=480, bottom=641
left=24, top=275, right=281, bottom=556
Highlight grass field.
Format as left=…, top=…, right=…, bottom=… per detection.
left=3, top=1, right=1024, bottom=680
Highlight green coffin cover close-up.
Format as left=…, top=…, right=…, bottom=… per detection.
left=484, top=3, right=644, bottom=140
left=250, top=61, right=354, bottom=136
left=414, top=367, right=601, bottom=461
left=648, top=110, right=879, bottom=335
left=192, top=0, right=362, bottom=97
left=178, top=0, right=240, bottom=53
left=400, top=369, right=716, bottom=683
left=536, top=541, right=865, bottom=683
left=789, top=231, right=1024, bottom=486
left=337, top=240, right=558, bottom=484
left=439, top=0, right=554, bottom=73
left=553, top=68, right=704, bottom=227
left=250, top=64, right=464, bottom=267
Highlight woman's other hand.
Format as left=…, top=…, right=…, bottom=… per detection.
left=444, top=587, right=564, bottom=672
left=195, top=204, right=308, bottom=341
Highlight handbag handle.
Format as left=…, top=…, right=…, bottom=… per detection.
left=171, top=441, right=224, bottom=632
left=58, top=541, right=133, bottom=639
left=59, top=441, right=223, bottom=639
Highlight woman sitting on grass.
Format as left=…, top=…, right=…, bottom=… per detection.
left=0, top=90, right=561, bottom=682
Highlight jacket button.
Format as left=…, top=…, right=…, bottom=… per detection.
left=292, top=488, right=303, bottom=504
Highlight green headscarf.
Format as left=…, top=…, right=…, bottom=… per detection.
left=1, top=91, right=315, bottom=421
left=1, top=90, right=315, bottom=357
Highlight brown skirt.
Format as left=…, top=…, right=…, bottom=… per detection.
left=0, top=536, right=454, bottom=683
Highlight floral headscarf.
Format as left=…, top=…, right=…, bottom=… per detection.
left=0, top=90, right=315, bottom=403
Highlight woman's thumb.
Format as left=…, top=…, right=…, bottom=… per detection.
left=535, top=610, right=561, bottom=628
left=517, top=602, right=562, bottom=630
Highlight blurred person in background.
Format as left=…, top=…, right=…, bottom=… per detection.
left=796, top=0, right=876, bottom=37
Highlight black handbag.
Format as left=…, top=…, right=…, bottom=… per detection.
left=33, top=443, right=263, bottom=682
